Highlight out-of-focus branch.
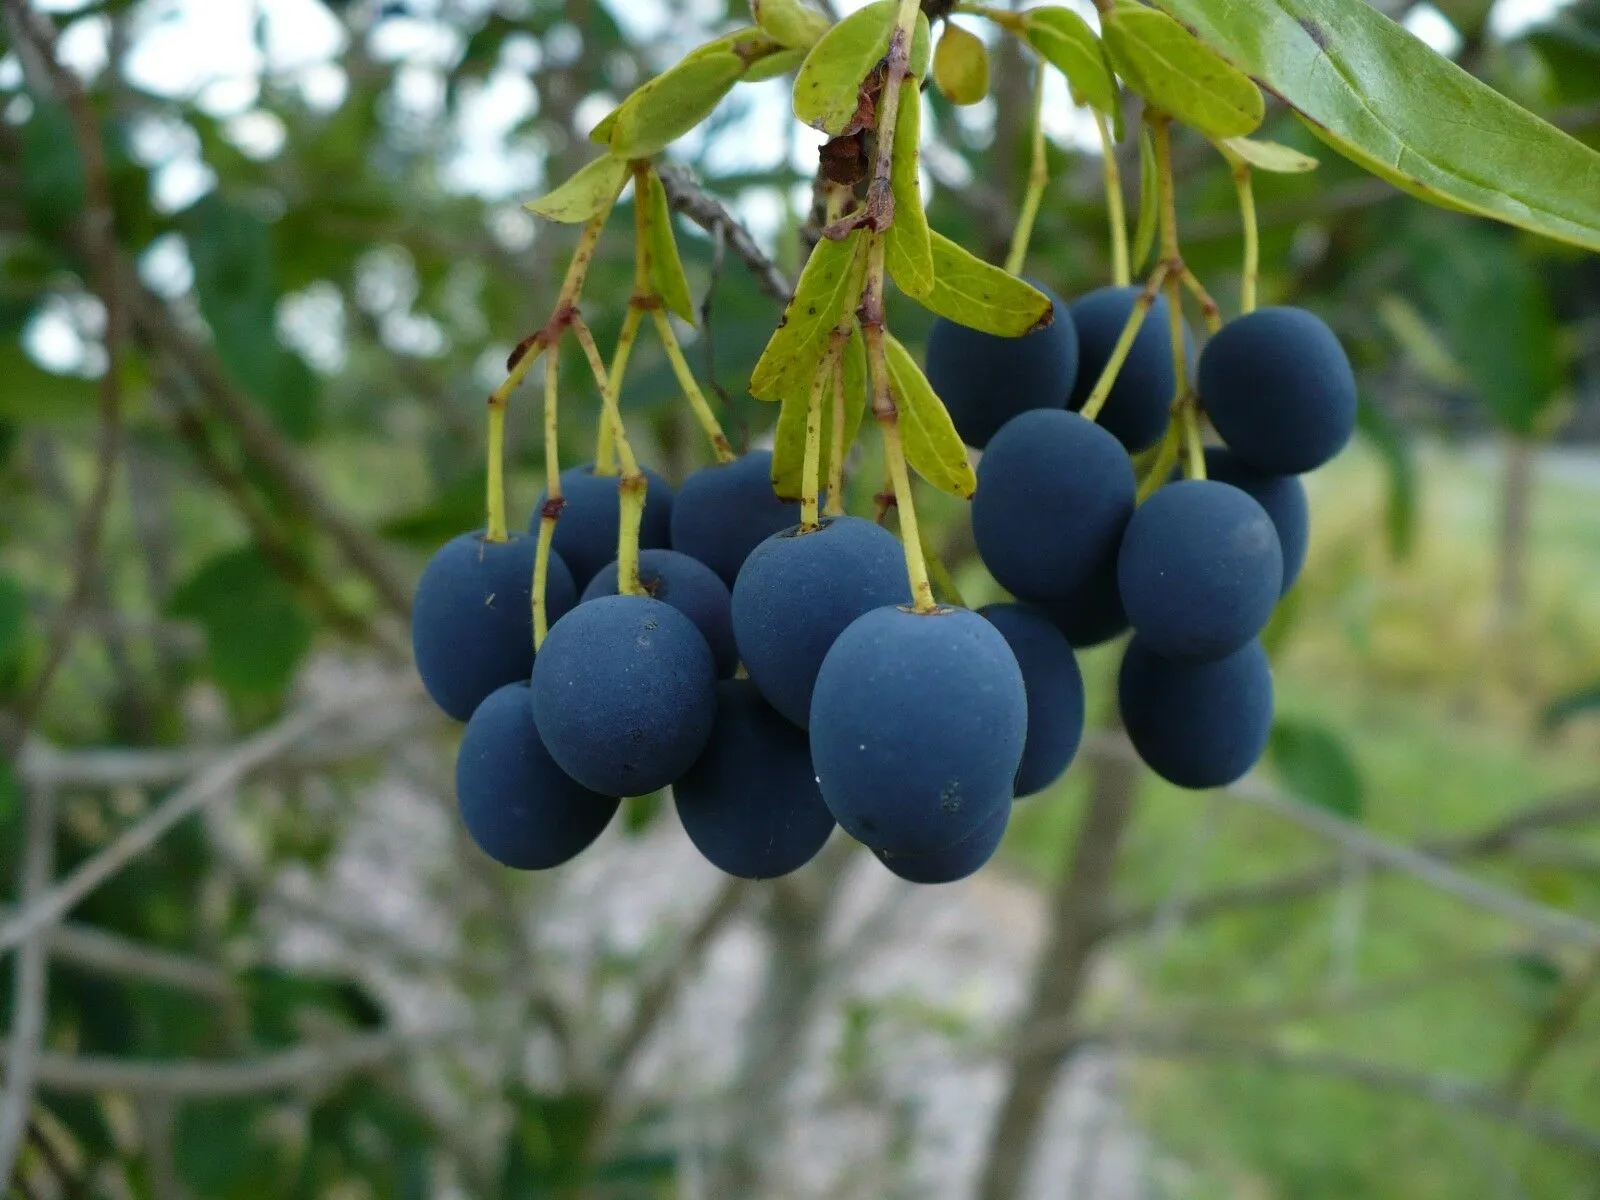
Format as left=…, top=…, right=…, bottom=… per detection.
left=2, top=915, right=234, bottom=998
left=1502, top=948, right=1600, bottom=1103
left=0, top=682, right=412, bottom=960
left=656, top=162, right=793, bottom=301
left=3, top=0, right=127, bottom=747
left=0, top=781, right=58, bottom=1185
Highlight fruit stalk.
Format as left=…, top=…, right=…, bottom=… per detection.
left=653, top=307, right=735, bottom=463
left=825, top=353, right=848, bottom=518
left=595, top=304, right=642, bottom=476
left=801, top=342, right=842, bottom=531
left=1179, top=265, right=1223, bottom=334
left=485, top=334, right=549, bottom=543
left=571, top=314, right=648, bottom=597
left=1004, top=67, right=1049, bottom=277
left=1152, top=114, right=1206, bottom=482
left=1078, top=259, right=1171, bottom=423
left=1233, top=161, right=1259, bottom=314
left=534, top=350, right=562, bottom=647
left=1094, top=109, right=1131, bottom=287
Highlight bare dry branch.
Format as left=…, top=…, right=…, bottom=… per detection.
left=0, top=781, right=57, bottom=1184
left=655, top=162, right=793, bottom=301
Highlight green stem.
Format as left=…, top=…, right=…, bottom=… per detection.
left=826, top=352, right=848, bottom=518
left=1005, top=67, right=1049, bottom=278
left=651, top=306, right=734, bottom=463
left=801, top=354, right=830, bottom=531
left=595, top=304, right=643, bottom=475
left=1079, top=261, right=1170, bottom=423
left=1233, top=163, right=1259, bottom=314
left=533, top=350, right=560, bottom=647
left=954, top=1, right=1027, bottom=32
left=571, top=314, right=645, bottom=597
left=1094, top=108, right=1131, bottom=288
left=1152, top=114, right=1190, bottom=423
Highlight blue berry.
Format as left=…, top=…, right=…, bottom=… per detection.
left=533, top=462, right=674, bottom=590
left=455, top=682, right=618, bottom=868
left=875, top=803, right=1009, bottom=884
left=670, top=451, right=803, bottom=587
left=1118, top=479, right=1282, bottom=662
left=1197, top=307, right=1356, bottom=475
left=924, top=283, right=1078, bottom=450
left=980, top=603, right=1085, bottom=797
left=674, top=680, right=835, bottom=879
left=531, top=594, right=716, bottom=796
left=731, top=516, right=910, bottom=728
left=1067, top=285, right=1183, bottom=453
left=1204, top=447, right=1310, bottom=596
left=810, top=605, right=1027, bottom=856
left=972, top=409, right=1136, bottom=602
left=412, top=532, right=576, bottom=721
left=582, top=549, right=738, bottom=678
left=1041, top=559, right=1129, bottom=649
left=1118, top=636, right=1274, bottom=789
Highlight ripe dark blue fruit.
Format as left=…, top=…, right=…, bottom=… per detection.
left=1204, top=447, right=1310, bottom=596
left=731, top=516, right=910, bottom=728
left=924, top=283, right=1078, bottom=449
left=1197, top=307, right=1357, bottom=475
left=874, top=803, right=1009, bottom=884
left=1041, top=559, right=1129, bottom=649
left=534, top=462, right=674, bottom=590
left=810, top=605, right=1027, bottom=856
left=455, top=682, right=618, bottom=868
left=582, top=549, right=738, bottom=679
left=1067, top=285, right=1181, bottom=453
left=980, top=604, right=1085, bottom=797
left=670, top=451, right=803, bottom=587
left=1118, top=479, right=1282, bottom=662
left=532, top=594, right=716, bottom=796
left=674, top=680, right=835, bottom=879
left=412, top=532, right=576, bottom=721
left=971, top=409, right=1136, bottom=602
left=1118, top=636, right=1274, bottom=789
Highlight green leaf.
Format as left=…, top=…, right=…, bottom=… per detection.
left=608, top=51, right=745, bottom=159
left=0, top=572, right=29, bottom=676
left=525, top=154, right=629, bottom=223
left=883, top=334, right=976, bottom=498
left=623, top=792, right=665, bottom=834
left=175, top=1099, right=284, bottom=1199
left=911, top=12, right=933, bottom=78
left=885, top=82, right=934, bottom=300
left=750, top=232, right=867, bottom=401
left=744, top=46, right=809, bottom=81
left=1543, top=682, right=1600, bottom=730
left=379, top=469, right=487, bottom=546
left=1023, top=7, right=1120, bottom=121
left=1376, top=293, right=1468, bottom=389
left=920, top=231, right=1053, bottom=337
left=168, top=546, right=314, bottom=701
left=933, top=21, right=990, bottom=105
left=642, top=170, right=697, bottom=324
left=1131, top=126, right=1160, bottom=272
left=502, top=1089, right=602, bottom=1190
left=0, top=758, right=18, bottom=836
left=1355, top=396, right=1417, bottom=561
left=839, top=325, right=871, bottom=476
left=1218, top=135, right=1319, bottom=173
left=752, top=0, right=831, bottom=49
left=1525, top=24, right=1600, bottom=105
left=1103, top=6, right=1263, bottom=138
left=793, top=0, right=896, bottom=134
left=771, top=365, right=825, bottom=503
left=1147, top=0, right=1600, bottom=251
left=21, top=103, right=85, bottom=236
left=1269, top=718, right=1365, bottom=819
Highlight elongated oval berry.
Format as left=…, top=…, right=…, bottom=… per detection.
left=1067, top=285, right=1182, bottom=453
left=1041, top=558, right=1129, bottom=649
left=456, top=682, right=619, bottom=869
left=731, top=516, right=910, bottom=728
left=533, top=462, right=675, bottom=590
left=582, top=549, right=738, bottom=678
left=980, top=603, right=1085, bottom=797
left=674, top=680, right=835, bottom=879
left=875, top=802, right=1009, bottom=884
left=810, top=605, right=1027, bottom=856
left=972, top=409, right=1136, bottom=602
left=671, top=451, right=803, bottom=587
left=412, top=531, right=576, bottom=721
left=532, top=594, right=716, bottom=796
left=1204, top=446, right=1310, bottom=596
left=925, top=283, right=1079, bottom=449
left=1197, top=307, right=1356, bottom=475
left=1118, top=479, right=1282, bottom=662
left=1119, top=636, right=1274, bottom=789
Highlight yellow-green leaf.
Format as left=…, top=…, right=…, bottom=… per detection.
left=525, top=154, right=629, bottom=223
left=920, top=231, right=1052, bottom=337
left=744, top=46, right=808, bottom=81
left=642, top=170, right=696, bottom=324
left=885, top=81, right=933, bottom=300
left=751, top=232, right=867, bottom=401
left=1218, top=135, right=1319, bottom=173
left=608, top=51, right=745, bottom=159
left=752, top=0, right=831, bottom=49
left=793, top=1, right=897, bottom=134
left=1149, top=0, right=1600, bottom=251
left=1131, top=125, right=1159, bottom=272
left=910, top=11, right=933, bottom=78
left=838, top=324, right=870, bottom=472
left=933, top=21, right=989, bottom=105
left=884, top=334, right=976, bottom=499
left=589, top=109, right=618, bottom=145
left=1023, top=7, right=1119, bottom=121
left=1102, top=6, right=1263, bottom=138
left=771, top=370, right=821, bottom=501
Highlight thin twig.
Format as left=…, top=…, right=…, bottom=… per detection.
left=0, top=781, right=57, bottom=1185
left=0, top=913, right=233, bottom=998
left=0, top=684, right=408, bottom=960
left=655, top=162, right=793, bottom=301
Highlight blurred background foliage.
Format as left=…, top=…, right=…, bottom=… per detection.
left=2, top=0, right=1600, bottom=1197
